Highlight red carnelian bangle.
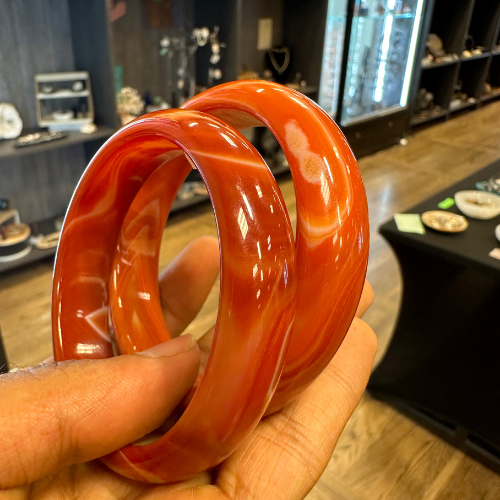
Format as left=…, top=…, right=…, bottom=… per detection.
left=52, top=81, right=369, bottom=483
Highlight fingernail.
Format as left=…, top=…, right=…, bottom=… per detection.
left=138, top=335, right=197, bottom=358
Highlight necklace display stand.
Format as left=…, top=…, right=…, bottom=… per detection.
left=266, top=46, right=291, bottom=83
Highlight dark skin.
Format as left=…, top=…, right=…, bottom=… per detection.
left=0, top=236, right=376, bottom=500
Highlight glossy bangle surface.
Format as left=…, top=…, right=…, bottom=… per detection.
left=183, top=81, right=369, bottom=413
left=52, top=81, right=368, bottom=483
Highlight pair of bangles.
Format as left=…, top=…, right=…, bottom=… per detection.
left=52, top=80, right=369, bottom=483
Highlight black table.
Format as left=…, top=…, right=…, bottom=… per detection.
left=368, top=160, right=500, bottom=473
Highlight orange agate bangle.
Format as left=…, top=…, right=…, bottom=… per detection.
left=52, top=81, right=368, bottom=483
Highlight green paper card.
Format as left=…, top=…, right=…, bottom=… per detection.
left=438, top=197, right=455, bottom=209
left=394, top=213, right=426, bottom=234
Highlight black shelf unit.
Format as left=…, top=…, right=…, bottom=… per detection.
left=0, top=196, right=211, bottom=275
left=430, top=0, right=472, bottom=57
left=421, top=59, right=459, bottom=70
left=0, top=127, right=115, bottom=161
left=410, top=108, right=448, bottom=127
left=410, top=0, right=500, bottom=128
left=0, top=163, right=292, bottom=275
left=0, top=215, right=62, bottom=274
left=454, top=56, right=488, bottom=102
left=0, top=0, right=118, bottom=274
left=449, top=100, right=477, bottom=115
left=1, top=0, right=232, bottom=275
left=484, top=53, right=500, bottom=101
left=461, top=51, right=490, bottom=61
left=468, top=0, right=500, bottom=52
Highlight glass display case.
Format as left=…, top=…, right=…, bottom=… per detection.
left=340, top=0, right=425, bottom=125
left=291, top=0, right=429, bottom=156
left=318, top=0, right=349, bottom=117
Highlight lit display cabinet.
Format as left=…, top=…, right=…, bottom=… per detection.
left=318, top=0, right=349, bottom=117
left=314, top=0, right=427, bottom=156
left=340, top=0, right=425, bottom=125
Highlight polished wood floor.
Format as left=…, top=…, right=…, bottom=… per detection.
left=1, top=102, right=500, bottom=498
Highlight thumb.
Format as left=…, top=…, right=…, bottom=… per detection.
left=0, top=334, right=200, bottom=488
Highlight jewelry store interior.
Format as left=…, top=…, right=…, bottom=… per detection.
left=1, top=0, right=500, bottom=497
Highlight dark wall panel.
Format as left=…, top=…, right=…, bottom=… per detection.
left=0, top=0, right=75, bottom=129
left=284, top=0, right=328, bottom=89
left=110, top=0, right=195, bottom=102
left=238, top=0, right=284, bottom=76
left=69, top=0, right=119, bottom=128
left=0, top=0, right=107, bottom=224
left=0, top=145, right=87, bottom=223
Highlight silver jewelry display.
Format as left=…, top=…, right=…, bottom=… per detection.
left=159, top=25, right=227, bottom=104
left=13, top=131, right=67, bottom=148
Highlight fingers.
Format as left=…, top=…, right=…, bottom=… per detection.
left=197, top=325, right=215, bottom=367
left=159, top=236, right=220, bottom=337
left=355, top=279, right=374, bottom=318
left=0, top=335, right=200, bottom=489
left=171, top=325, right=216, bottom=414
left=215, top=318, right=377, bottom=500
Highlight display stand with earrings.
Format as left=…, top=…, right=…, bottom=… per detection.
left=207, top=26, right=226, bottom=86
left=159, top=26, right=226, bottom=105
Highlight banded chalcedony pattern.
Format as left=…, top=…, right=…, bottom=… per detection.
left=52, top=81, right=368, bottom=483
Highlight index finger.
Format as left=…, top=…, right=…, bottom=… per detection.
left=355, top=280, right=374, bottom=318
left=0, top=338, right=200, bottom=489
left=214, top=317, right=377, bottom=500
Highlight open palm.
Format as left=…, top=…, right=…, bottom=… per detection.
left=0, top=237, right=376, bottom=500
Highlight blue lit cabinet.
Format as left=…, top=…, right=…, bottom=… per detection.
left=284, top=0, right=428, bottom=157
left=335, top=0, right=426, bottom=156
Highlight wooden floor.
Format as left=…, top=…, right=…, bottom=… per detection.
left=1, top=101, right=500, bottom=498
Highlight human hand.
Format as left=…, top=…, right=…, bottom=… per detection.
left=0, top=236, right=376, bottom=499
